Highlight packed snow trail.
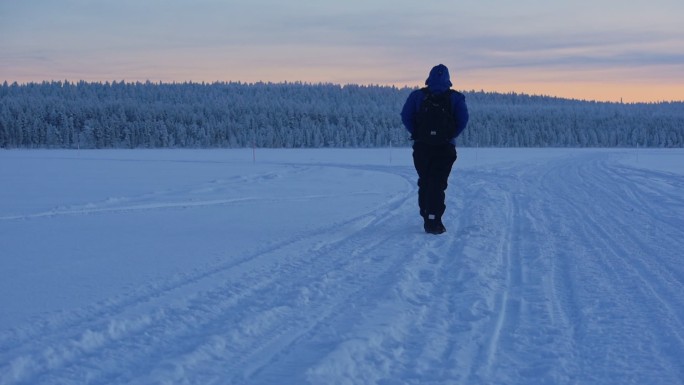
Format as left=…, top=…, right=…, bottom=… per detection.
left=0, top=149, right=682, bottom=385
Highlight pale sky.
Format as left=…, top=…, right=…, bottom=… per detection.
left=2, top=0, right=683, bottom=102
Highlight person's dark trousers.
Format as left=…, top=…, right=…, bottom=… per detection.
left=412, top=141, right=457, bottom=226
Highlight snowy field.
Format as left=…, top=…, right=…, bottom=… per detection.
left=1, top=147, right=683, bottom=385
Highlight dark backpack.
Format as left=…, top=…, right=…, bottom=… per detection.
left=413, top=88, right=456, bottom=145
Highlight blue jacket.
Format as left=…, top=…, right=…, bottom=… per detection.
left=401, top=64, right=469, bottom=145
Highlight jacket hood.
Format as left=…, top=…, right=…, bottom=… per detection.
left=425, top=64, right=452, bottom=92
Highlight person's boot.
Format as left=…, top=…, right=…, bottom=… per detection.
left=424, top=215, right=446, bottom=234
left=423, top=218, right=433, bottom=233
left=433, top=217, right=446, bottom=234
left=422, top=213, right=431, bottom=233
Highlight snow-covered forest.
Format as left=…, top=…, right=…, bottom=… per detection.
left=1, top=81, right=682, bottom=149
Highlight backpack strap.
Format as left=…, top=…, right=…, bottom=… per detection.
left=421, top=87, right=453, bottom=100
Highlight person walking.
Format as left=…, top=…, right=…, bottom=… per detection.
left=401, top=64, right=469, bottom=234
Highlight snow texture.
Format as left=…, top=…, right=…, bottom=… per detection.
left=1, top=148, right=683, bottom=385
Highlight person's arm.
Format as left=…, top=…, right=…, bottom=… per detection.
left=452, top=92, right=469, bottom=138
left=401, top=90, right=421, bottom=137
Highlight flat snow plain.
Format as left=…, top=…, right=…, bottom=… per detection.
left=1, top=148, right=683, bottom=385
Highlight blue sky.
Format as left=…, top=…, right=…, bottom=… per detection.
left=2, top=0, right=682, bottom=102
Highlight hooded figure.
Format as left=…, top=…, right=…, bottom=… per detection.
left=425, top=63, right=453, bottom=93
left=400, top=64, right=469, bottom=234
left=401, top=64, right=468, bottom=144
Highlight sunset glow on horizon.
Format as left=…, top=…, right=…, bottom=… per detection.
left=2, top=0, right=682, bottom=103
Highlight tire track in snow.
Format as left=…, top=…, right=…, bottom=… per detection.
left=0, top=164, right=409, bottom=351
left=561, top=158, right=683, bottom=384
left=2, top=153, right=683, bottom=384
left=483, top=187, right=517, bottom=375
left=111, top=168, right=428, bottom=384
left=453, top=171, right=572, bottom=384
left=535, top=154, right=684, bottom=384
left=0, top=166, right=339, bottom=221
left=305, top=170, right=529, bottom=384
left=0, top=166, right=420, bottom=385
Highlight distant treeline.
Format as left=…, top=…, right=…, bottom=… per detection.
left=1, top=80, right=682, bottom=148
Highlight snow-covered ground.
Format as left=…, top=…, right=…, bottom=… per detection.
left=1, top=148, right=682, bottom=385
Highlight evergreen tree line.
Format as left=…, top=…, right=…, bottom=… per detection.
left=1, top=80, right=682, bottom=149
